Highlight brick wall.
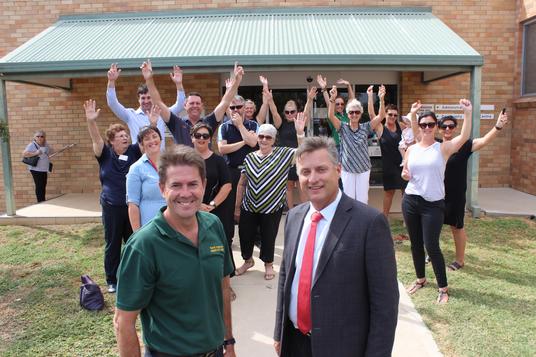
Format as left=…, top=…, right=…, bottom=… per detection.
left=511, top=0, right=536, bottom=195
left=0, top=0, right=525, bottom=210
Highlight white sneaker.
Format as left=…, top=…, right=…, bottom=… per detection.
left=107, top=284, right=117, bottom=293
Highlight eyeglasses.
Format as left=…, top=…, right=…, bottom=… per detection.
left=419, top=122, right=437, bottom=129
left=348, top=110, right=361, bottom=115
left=35, top=135, right=45, bottom=138
left=284, top=110, right=296, bottom=115
left=193, top=133, right=211, bottom=140
left=335, top=102, right=345, bottom=106
left=229, top=105, right=243, bottom=111
left=440, top=124, right=457, bottom=130
left=387, top=113, right=399, bottom=117
left=258, top=134, right=273, bottom=141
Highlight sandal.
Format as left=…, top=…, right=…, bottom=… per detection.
left=447, top=261, right=464, bottom=271
left=407, top=279, right=427, bottom=294
left=437, top=288, right=449, bottom=304
left=235, top=259, right=255, bottom=276
left=264, top=263, right=276, bottom=280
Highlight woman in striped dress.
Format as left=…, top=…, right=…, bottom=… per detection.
left=327, top=85, right=385, bottom=204
left=234, top=114, right=306, bottom=280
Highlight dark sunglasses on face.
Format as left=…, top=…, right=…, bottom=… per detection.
left=335, top=102, right=345, bottom=106
left=419, top=122, right=437, bottom=129
left=440, top=124, right=457, bottom=130
left=284, top=110, right=297, bottom=115
left=229, top=105, right=243, bottom=110
left=348, top=110, right=361, bottom=115
left=258, top=134, right=273, bottom=140
left=193, top=133, right=211, bottom=140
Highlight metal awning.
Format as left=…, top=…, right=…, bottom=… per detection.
left=0, top=7, right=483, bottom=88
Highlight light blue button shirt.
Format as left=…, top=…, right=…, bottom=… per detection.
left=126, top=154, right=166, bottom=226
left=289, top=190, right=343, bottom=328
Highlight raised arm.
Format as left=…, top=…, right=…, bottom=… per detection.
left=256, top=76, right=270, bottom=123
left=169, top=65, right=186, bottom=116
left=317, top=74, right=331, bottom=111
left=266, top=89, right=282, bottom=128
left=106, top=63, right=131, bottom=122
left=409, top=100, right=422, bottom=143
left=370, top=85, right=385, bottom=130
left=337, top=78, right=355, bottom=101
left=303, top=86, right=317, bottom=125
left=84, top=99, right=105, bottom=157
left=442, top=99, right=472, bottom=157
left=141, top=60, right=171, bottom=123
left=294, top=112, right=306, bottom=146
left=471, top=110, right=508, bottom=152
left=327, top=86, right=342, bottom=131
left=213, top=63, right=244, bottom=122
left=367, top=85, right=376, bottom=119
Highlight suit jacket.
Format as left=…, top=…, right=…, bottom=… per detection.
left=274, top=193, right=399, bottom=357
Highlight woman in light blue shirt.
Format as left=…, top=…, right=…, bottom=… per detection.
left=126, top=126, right=165, bottom=230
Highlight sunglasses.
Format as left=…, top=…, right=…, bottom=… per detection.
left=335, top=102, right=345, bottom=106
left=193, top=133, right=211, bottom=140
left=229, top=105, right=243, bottom=111
left=419, top=122, right=437, bottom=129
left=387, top=113, right=399, bottom=117
left=258, top=134, right=273, bottom=141
left=284, top=110, right=297, bottom=115
left=440, top=124, right=457, bottom=130
left=348, top=110, right=361, bottom=115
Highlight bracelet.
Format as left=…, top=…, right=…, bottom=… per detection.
left=495, top=125, right=503, bottom=131
left=296, top=133, right=305, bottom=138
left=329, top=100, right=335, bottom=103
left=223, top=338, right=236, bottom=346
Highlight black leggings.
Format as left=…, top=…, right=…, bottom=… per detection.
left=101, top=201, right=132, bottom=285
left=402, top=194, right=448, bottom=288
left=30, top=170, right=47, bottom=202
left=238, top=208, right=283, bottom=263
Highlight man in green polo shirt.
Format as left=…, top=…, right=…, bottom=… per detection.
left=114, top=146, right=236, bottom=357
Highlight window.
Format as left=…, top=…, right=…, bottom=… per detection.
left=522, top=19, right=536, bottom=95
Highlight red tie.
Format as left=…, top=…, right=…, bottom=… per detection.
left=297, top=211, right=323, bottom=334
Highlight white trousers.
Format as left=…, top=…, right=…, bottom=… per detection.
left=341, top=169, right=370, bottom=204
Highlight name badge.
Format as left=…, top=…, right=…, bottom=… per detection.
left=118, top=155, right=128, bottom=161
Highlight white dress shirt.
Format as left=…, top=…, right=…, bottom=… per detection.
left=289, top=190, right=343, bottom=328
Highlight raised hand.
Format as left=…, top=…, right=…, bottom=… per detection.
left=378, top=85, right=386, bottom=100
left=140, top=59, right=153, bottom=80
left=148, top=105, right=161, bottom=127
left=170, top=65, right=183, bottom=85
left=262, top=88, right=273, bottom=103
left=329, top=85, right=338, bottom=101
left=234, top=62, right=244, bottom=80
left=259, top=75, right=269, bottom=89
left=84, top=99, right=100, bottom=121
left=107, top=63, right=121, bottom=81
left=367, top=85, right=374, bottom=96
left=316, top=74, right=327, bottom=90
left=225, top=78, right=234, bottom=90
left=410, top=100, right=422, bottom=115
left=307, top=86, right=318, bottom=100
left=496, top=110, right=508, bottom=129
left=231, top=112, right=244, bottom=128
left=337, top=78, right=350, bottom=86
left=294, top=112, right=306, bottom=135
left=459, top=98, right=472, bottom=112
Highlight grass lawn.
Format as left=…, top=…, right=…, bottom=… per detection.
left=0, top=216, right=535, bottom=356
left=391, top=216, right=536, bottom=357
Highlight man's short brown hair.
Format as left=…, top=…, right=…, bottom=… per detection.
left=295, top=136, right=338, bottom=166
left=158, top=145, right=206, bottom=184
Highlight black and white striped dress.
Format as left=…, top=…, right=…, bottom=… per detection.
left=241, top=147, right=296, bottom=213
left=338, top=121, right=373, bottom=174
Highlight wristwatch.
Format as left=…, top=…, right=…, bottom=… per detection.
left=209, top=200, right=216, bottom=208
left=223, top=338, right=236, bottom=346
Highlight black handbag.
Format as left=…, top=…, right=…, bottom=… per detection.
left=22, top=142, right=40, bottom=167
left=79, top=275, right=104, bottom=311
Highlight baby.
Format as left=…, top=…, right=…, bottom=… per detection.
left=398, top=115, right=415, bottom=166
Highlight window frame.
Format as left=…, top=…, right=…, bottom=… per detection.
left=521, top=17, right=536, bottom=96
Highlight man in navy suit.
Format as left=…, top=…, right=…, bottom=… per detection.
left=274, top=136, right=399, bottom=357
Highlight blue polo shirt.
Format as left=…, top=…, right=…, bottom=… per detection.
left=218, top=119, right=259, bottom=167
left=166, top=112, right=218, bottom=147
left=97, top=144, right=141, bottom=206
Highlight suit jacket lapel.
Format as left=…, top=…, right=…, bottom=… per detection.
left=285, top=204, right=308, bottom=297
left=312, top=194, right=353, bottom=287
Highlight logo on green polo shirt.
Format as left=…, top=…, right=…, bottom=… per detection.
left=210, top=245, right=224, bottom=253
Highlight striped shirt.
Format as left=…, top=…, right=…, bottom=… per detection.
left=338, top=121, right=373, bottom=174
left=241, top=147, right=295, bottom=213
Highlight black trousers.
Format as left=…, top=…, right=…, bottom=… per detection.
left=402, top=194, right=448, bottom=288
left=144, top=346, right=223, bottom=357
left=30, top=170, right=47, bottom=202
left=283, top=327, right=312, bottom=357
left=101, top=201, right=132, bottom=285
left=238, top=208, right=283, bottom=263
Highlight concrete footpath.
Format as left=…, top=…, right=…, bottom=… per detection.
left=230, top=219, right=442, bottom=357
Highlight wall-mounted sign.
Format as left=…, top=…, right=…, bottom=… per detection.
left=481, top=105, right=495, bottom=111
left=435, top=104, right=496, bottom=111
left=480, top=114, right=494, bottom=120
left=420, top=104, right=434, bottom=111
left=437, top=113, right=464, bottom=120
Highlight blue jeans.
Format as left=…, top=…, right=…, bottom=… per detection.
left=402, top=194, right=447, bottom=288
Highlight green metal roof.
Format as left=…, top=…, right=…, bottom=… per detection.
left=0, top=7, right=483, bottom=75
